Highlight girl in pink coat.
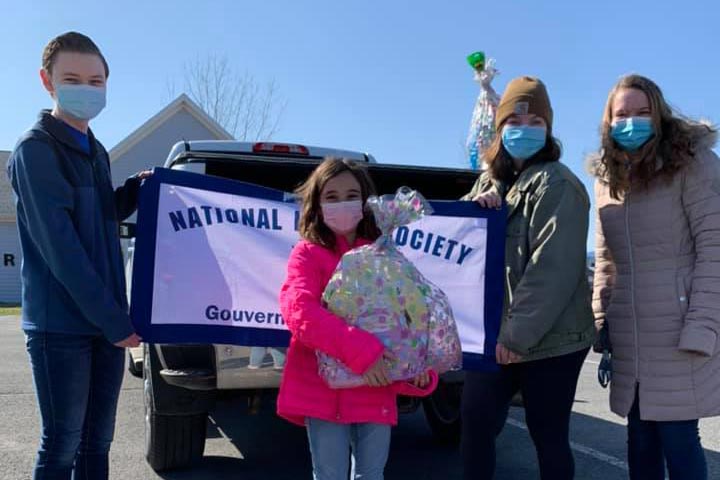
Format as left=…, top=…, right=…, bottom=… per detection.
left=278, top=158, right=435, bottom=480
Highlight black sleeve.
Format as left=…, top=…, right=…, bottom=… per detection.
left=114, top=174, right=142, bottom=221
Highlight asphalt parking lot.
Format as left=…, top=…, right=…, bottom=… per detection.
left=2, top=316, right=719, bottom=479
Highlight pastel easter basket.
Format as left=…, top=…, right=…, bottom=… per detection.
left=318, top=188, right=462, bottom=388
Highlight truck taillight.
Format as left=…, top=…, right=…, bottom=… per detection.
left=253, top=142, right=309, bottom=155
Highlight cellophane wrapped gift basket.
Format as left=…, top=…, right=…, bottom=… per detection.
left=318, top=188, right=462, bottom=388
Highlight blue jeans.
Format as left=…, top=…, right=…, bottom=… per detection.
left=305, top=418, right=391, bottom=480
left=627, top=392, right=707, bottom=480
left=26, top=331, right=125, bottom=480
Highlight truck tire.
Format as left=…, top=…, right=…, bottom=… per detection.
left=143, top=346, right=207, bottom=471
left=422, top=378, right=462, bottom=445
left=144, top=410, right=206, bottom=471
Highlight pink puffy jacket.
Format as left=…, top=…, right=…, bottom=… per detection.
left=277, top=236, right=436, bottom=426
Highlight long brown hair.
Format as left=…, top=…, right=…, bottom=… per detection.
left=594, top=74, right=716, bottom=199
left=483, top=120, right=562, bottom=183
left=296, top=158, right=380, bottom=249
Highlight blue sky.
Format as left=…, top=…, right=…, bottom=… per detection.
left=2, top=1, right=719, bottom=248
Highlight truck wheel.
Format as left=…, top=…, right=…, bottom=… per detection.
left=422, top=379, right=462, bottom=445
left=143, top=346, right=207, bottom=471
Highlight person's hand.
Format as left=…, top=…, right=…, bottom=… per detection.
left=412, top=370, right=431, bottom=388
left=473, top=191, right=502, bottom=209
left=114, top=333, right=142, bottom=348
left=136, top=170, right=153, bottom=180
left=495, top=343, right=522, bottom=365
left=363, top=351, right=394, bottom=387
left=598, top=350, right=612, bottom=388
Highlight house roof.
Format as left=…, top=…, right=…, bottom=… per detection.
left=108, top=93, right=234, bottom=161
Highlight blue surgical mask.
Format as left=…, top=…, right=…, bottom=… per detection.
left=501, top=126, right=547, bottom=161
left=611, top=117, right=654, bottom=151
left=55, top=84, right=107, bottom=120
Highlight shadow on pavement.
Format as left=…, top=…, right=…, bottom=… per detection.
left=157, top=390, right=310, bottom=480
left=154, top=394, right=720, bottom=480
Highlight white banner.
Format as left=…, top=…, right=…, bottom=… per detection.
left=138, top=178, right=495, bottom=356
left=395, top=217, right=487, bottom=354
left=151, top=184, right=297, bottom=331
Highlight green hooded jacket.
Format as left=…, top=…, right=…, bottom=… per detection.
left=464, top=161, right=594, bottom=362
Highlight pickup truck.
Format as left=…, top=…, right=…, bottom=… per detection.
left=124, top=140, right=479, bottom=471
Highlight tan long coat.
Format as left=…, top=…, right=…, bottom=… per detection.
left=593, top=129, right=720, bottom=421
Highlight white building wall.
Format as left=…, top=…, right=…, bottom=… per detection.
left=0, top=151, right=21, bottom=303
left=0, top=222, right=21, bottom=303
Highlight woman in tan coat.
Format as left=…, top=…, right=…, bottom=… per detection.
left=592, top=74, right=720, bottom=480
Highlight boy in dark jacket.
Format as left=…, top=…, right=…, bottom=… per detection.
left=7, top=31, right=149, bottom=479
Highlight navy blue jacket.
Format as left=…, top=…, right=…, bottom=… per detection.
left=7, top=111, right=141, bottom=343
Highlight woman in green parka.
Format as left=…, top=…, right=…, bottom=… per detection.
left=460, top=76, right=594, bottom=480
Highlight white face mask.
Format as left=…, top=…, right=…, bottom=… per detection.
left=321, top=200, right=364, bottom=235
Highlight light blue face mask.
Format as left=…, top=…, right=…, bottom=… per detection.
left=55, top=84, right=107, bottom=121
left=501, top=126, right=547, bottom=161
left=611, top=117, right=654, bottom=151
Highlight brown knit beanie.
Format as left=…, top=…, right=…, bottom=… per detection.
left=495, top=76, right=553, bottom=129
